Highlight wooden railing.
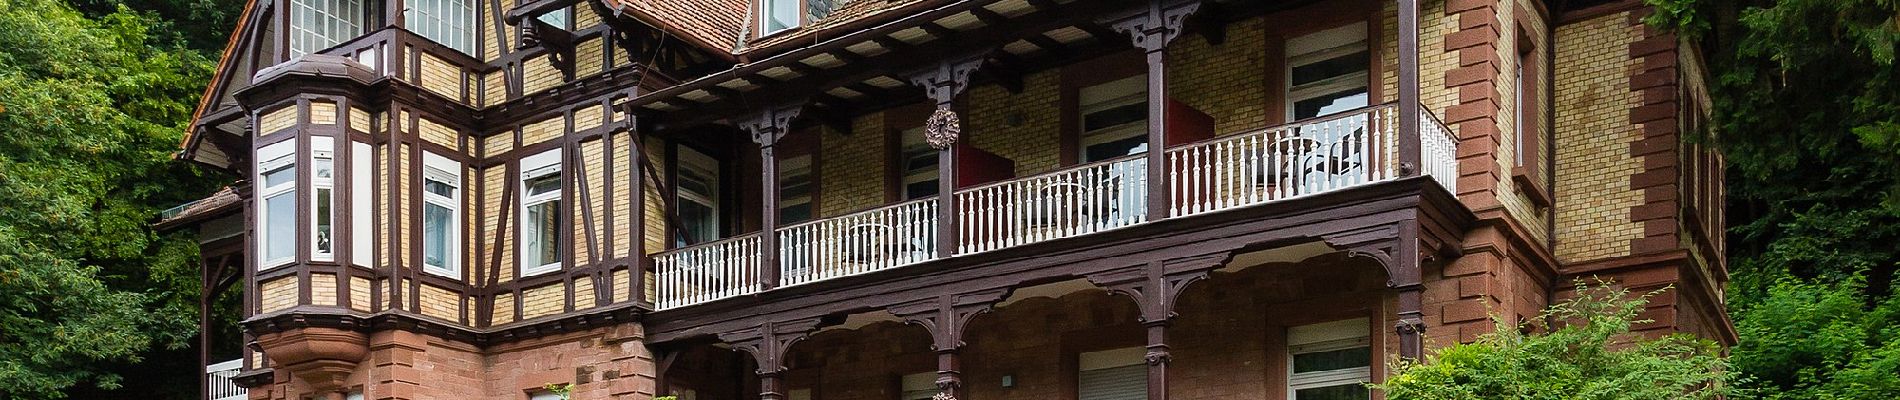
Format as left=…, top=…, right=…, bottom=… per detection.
left=205, top=359, right=245, bottom=400
left=652, top=233, right=762, bottom=309
left=956, top=155, right=1149, bottom=254
left=1167, top=104, right=1397, bottom=217
left=650, top=104, right=1458, bottom=310
left=777, top=197, right=939, bottom=287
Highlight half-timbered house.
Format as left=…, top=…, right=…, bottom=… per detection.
left=161, top=0, right=1734, bottom=398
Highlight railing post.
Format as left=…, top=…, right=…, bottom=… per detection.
left=1105, top=0, right=1200, bottom=220
left=910, top=56, right=984, bottom=258
left=740, top=104, right=804, bottom=291
left=1397, top=0, right=1422, bottom=177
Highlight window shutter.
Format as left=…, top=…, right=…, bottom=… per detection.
left=1078, top=364, right=1147, bottom=400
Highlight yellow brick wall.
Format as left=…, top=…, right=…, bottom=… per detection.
left=520, top=283, right=564, bottom=319
left=493, top=292, right=515, bottom=322
left=611, top=134, right=634, bottom=259
left=309, top=101, right=337, bottom=125
left=310, top=273, right=337, bottom=306
left=350, top=107, right=371, bottom=133
left=1167, top=17, right=1269, bottom=137
left=419, top=51, right=463, bottom=100
left=818, top=116, right=886, bottom=216
left=577, top=139, right=606, bottom=266
left=611, top=268, right=631, bottom=303
left=351, top=276, right=372, bottom=312
left=521, top=115, right=564, bottom=148
left=480, top=165, right=515, bottom=283
left=260, top=277, right=297, bottom=313
left=573, top=278, right=595, bottom=310
left=576, top=37, right=604, bottom=78
left=419, top=283, right=459, bottom=321
left=965, top=69, right=1062, bottom=176
left=418, top=118, right=458, bottom=149
left=259, top=105, right=296, bottom=135
left=1552, top=12, right=1644, bottom=262
left=522, top=55, right=560, bottom=95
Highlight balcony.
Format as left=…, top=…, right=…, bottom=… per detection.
left=653, top=103, right=1457, bottom=310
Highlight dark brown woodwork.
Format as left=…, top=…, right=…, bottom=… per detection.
left=1084, top=253, right=1230, bottom=400
left=1396, top=0, right=1421, bottom=179
left=1103, top=0, right=1200, bottom=221
left=909, top=55, right=983, bottom=259
left=885, top=288, right=1009, bottom=400
left=717, top=318, right=822, bottom=400
left=739, top=104, right=805, bottom=290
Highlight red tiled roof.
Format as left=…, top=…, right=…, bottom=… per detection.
left=741, top=0, right=929, bottom=52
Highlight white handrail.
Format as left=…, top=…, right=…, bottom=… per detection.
left=205, top=359, right=246, bottom=400
left=1168, top=105, right=1397, bottom=217
left=1419, top=105, right=1459, bottom=193
left=652, top=234, right=762, bottom=309
left=955, top=156, right=1147, bottom=254
left=777, top=197, right=938, bottom=287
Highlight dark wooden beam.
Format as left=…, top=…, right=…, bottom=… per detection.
left=872, top=36, right=912, bottom=52
left=828, top=49, right=868, bottom=64
left=1023, top=33, right=1071, bottom=57
left=918, top=22, right=958, bottom=39
left=783, top=62, right=823, bottom=77
left=969, top=7, right=1010, bottom=26
left=984, top=51, right=1027, bottom=94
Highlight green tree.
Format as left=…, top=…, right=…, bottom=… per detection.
left=0, top=0, right=222, bottom=396
left=1645, top=0, right=1900, bottom=398
left=1373, top=283, right=1731, bottom=400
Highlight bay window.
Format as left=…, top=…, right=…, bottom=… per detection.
left=520, top=150, right=563, bottom=276
left=288, top=0, right=366, bottom=57
left=405, top=0, right=476, bottom=55
left=675, top=146, right=721, bottom=246
left=1286, top=23, right=1370, bottom=121
left=311, top=137, right=335, bottom=261
left=1287, top=318, right=1372, bottom=400
left=422, top=152, right=460, bottom=277
left=1078, top=75, right=1150, bottom=162
left=257, top=141, right=297, bottom=268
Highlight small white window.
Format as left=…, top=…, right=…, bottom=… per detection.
left=1078, top=75, right=1150, bottom=163
left=899, top=127, right=938, bottom=200
left=288, top=0, right=365, bottom=57
left=779, top=155, right=815, bottom=224
left=257, top=141, right=297, bottom=269
left=1078, top=347, right=1147, bottom=400
left=528, top=392, right=562, bottom=400
left=759, top=0, right=800, bottom=36
left=422, top=152, right=461, bottom=277
left=1287, top=318, right=1372, bottom=400
left=900, top=372, right=937, bottom=400
left=675, top=146, right=722, bottom=246
left=311, top=136, right=335, bottom=261
left=350, top=141, right=372, bottom=267
left=1286, top=23, right=1371, bottom=121
left=520, top=150, right=563, bottom=276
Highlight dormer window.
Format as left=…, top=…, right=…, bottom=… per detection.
left=288, top=0, right=367, bottom=57
left=406, top=0, right=477, bottom=55
left=759, top=0, right=800, bottom=36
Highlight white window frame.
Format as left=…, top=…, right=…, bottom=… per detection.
left=1286, top=318, right=1373, bottom=400
left=404, top=0, right=478, bottom=55
left=520, top=149, right=563, bottom=277
left=257, top=141, right=298, bottom=269
left=676, top=146, right=722, bottom=245
left=1077, top=75, right=1150, bottom=163
left=1285, top=23, right=1371, bottom=121
left=421, top=152, right=461, bottom=277
left=311, top=136, right=336, bottom=262
left=758, top=0, right=801, bottom=36
left=288, top=0, right=366, bottom=57
left=899, top=126, right=938, bottom=200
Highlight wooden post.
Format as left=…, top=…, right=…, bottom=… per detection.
left=1107, top=0, right=1200, bottom=221
left=1085, top=253, right=1227, bottom=400
left=720, top=319, right=821, bottom=400
left=1397, top=0, right=1421, bottom=176
left=909, top=56, right=983, bottom=259
left=888, top=289, right=1008, bottom=400
left=740, top=105, right=803, bottom=291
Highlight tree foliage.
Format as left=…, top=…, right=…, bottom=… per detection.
left=1373, top=283, right=1731, bottom=400
left=0, top=0, right=223, bottom=396
left=1646, top=0, right=1900, bottom=398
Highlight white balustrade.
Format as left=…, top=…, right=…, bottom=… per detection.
left=1419, top=105, right=1459, bottom=193
left=206, top=359, right=246, bottom=400
left=653, top=234, right=762, bottom=309
left=1168, top=105, right=1397, bottom=217
left=778, top=198, right=938, bottom=287
left=955, top=156, right=1148, bottom=254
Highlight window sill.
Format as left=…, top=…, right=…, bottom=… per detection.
left=521, top=263, right=563, bottom=277
left=1512, top=166, right=1552, bottom=207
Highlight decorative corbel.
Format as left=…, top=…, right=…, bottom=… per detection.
left=887, top=288, right=1011, bottom=400
left=718, top=318, right=824, bottom=400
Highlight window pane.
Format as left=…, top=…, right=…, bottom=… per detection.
left=1293, top=90, right=1368, bottom=120
left=766, top=0, right=799, bottom=32
left=426, top=177, right=455, bottom=197
left=315, top=157, right=333, bottom=181
left=1293, top=384, right=1368, bottom=400
left=679, top=200, right=717, bottom=245
left=405, top=0, right=476, bottom=55
left=905, top=180, right=938, bottom=200
left=424, top=203, right=451, bottom=269
left=264, top=165, right=297, bottom=188
left=1291, top=51, right=1371, bottom=87
left=1082, top=102, right=1148, bottom=133
left=1292, top=347, right=1370, bottom=373
left=526, top=174, right=560, bottom=196
left=536, top=9, right=568, bottom=29
left=315, top=188, right=332, bottom=254
left=525, top=201, right=562, bottom=267
left=1084, top=135, right=1149, bottom=163
left=266, top=193, right=296, bottom=261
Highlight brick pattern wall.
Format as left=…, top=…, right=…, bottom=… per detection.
left=1552, top=11, right=1644, bottom=263
left=1623, top=10, right=1686, bottom=256
left=965, top=69, right=1063, bottom=176
left=1167, top=18, right=1269, bottom=137
left=818, top=115, right=886, bottom=216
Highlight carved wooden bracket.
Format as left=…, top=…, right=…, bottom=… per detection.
left=717, top=317, right=823, bottom=398
left=1085, top=252, right=1230, bottom=326
left=738, top=103, right=805, bottom=146
left=887, top=288, right=1010, bottom=399
left=1102, top=0, right=1201, bottom=52
left=909, top=55, right=985, bottom=105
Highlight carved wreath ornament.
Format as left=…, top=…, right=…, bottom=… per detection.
left=924, top=106, right=961, bottom=150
